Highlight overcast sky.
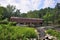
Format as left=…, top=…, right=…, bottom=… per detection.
left=0, top=0, right=60, bottom=13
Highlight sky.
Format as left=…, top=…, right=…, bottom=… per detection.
left=0, top=0, right=60, bottom=13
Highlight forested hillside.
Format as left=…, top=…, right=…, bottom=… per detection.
left=0, top=3, right=60, bottom=25
left=21, top=3, right=60, bottom=25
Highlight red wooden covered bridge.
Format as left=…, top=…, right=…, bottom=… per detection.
left=10, top=17, right=44, bottom=27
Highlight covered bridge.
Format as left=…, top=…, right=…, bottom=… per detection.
left=10, top=17, right=44, bottom=27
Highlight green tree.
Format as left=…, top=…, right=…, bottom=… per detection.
left=54, top=3, right=60, bottom=24
left=6, top=5, right=16, bottom=18
left=0, top=6, right=7, bottom=20
left=14, top=9, right=21, bottom=17
left=27, top=10, right=39, bottom=18
left=21, top=13, right=27, bottom=18
left=5, top=5, right=21, bottom=19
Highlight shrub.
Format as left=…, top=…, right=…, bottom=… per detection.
left=0, top=24, right=37, bottom=40
left=46, top=29, right=60, bottom=40
left=8, top=22, right=17, bottom=26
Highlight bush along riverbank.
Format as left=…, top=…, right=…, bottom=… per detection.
left=46, top=29, right=60, bottom=40
left=0, top=23, right=38, bottom=40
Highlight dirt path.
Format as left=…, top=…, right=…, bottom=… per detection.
left=36, top=27, right=46, bottom=40
left=35, top=26, right=58, bottom=40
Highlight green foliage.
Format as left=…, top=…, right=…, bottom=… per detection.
left=0, top=6, right=7, bottom=20
left=25, top=3, right=60, bottom=25
left=0, top=18, right=9, bottom=25
left=21, top=13, right=27, bottom=18
left=46, top=29, right=60, bottom=40
left=27, top=10, right=39, bottom=18
left=43, top=12, right=53, bottom=21
left=8, top=22, right=17, bottom=26
left=14, top=9, right=21, bottom=17
left=6, top=5, right=21, bottom=18
left=0, top=24, right=37, bottom=40
left=0, top=3, right=60, bottom=25
left=0, top=5, right=21, bottom=20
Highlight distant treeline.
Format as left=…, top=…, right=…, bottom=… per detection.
left=0, top=3, right=60, bottom=25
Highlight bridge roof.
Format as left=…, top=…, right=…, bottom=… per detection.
left=10, top=17, right=44, bottom=23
